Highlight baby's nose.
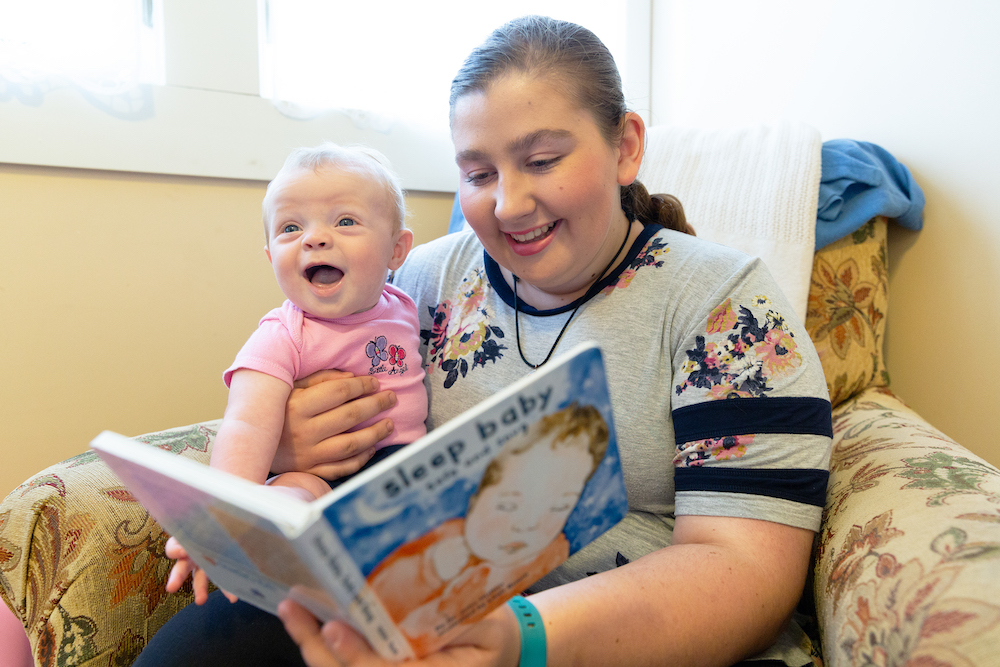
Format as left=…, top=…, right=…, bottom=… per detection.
left=302, top=228, right=330, bottom=248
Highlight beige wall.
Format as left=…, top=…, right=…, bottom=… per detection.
left=0, top=163, right=452, bottom=496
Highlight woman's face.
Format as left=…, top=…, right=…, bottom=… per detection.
left=451, top=73, right=639, bottom=306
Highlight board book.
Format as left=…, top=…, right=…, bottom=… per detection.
left=91, top=342, right=627, bottom=660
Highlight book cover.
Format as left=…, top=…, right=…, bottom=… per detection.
left=92, top=342, right=628, bottom=659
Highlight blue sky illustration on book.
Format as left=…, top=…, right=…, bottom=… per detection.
left=323, top=347, right=628, bottom=576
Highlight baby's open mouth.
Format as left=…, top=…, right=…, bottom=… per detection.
left=305, top=265, right=344, bottom=285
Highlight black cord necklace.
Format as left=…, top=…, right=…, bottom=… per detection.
left=513, top=222, right=632, bottom=369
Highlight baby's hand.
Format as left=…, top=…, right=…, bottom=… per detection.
left=165, top=536, right=239, bottom=605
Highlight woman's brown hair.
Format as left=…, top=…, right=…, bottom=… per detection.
left=449, top=15, right=692, bottom=235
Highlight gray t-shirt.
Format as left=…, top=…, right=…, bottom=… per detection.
left=392, top=224, right=831, bottom=665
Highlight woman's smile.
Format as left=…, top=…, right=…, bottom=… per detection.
left=505, top=220, right=561, bottom=256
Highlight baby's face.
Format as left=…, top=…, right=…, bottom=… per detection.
left=264, top=166, right=408, bottom=319
left=464, top=433, right=593, bottom=565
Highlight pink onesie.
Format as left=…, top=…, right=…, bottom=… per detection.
left=224, top=283, right=427, bottom=447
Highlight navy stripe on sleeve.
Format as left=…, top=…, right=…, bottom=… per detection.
left=672, top=396, right=832, bottom=444
left=675, top=467, right=830, bottom=507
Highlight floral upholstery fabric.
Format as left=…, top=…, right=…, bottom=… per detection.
left=0, top=424, right=217, bottom=666
left=3, top=218, right=999, bottom=665
left=806, top=217, right=890, bottom=408
left=815, top=387, right=1000, bottom=665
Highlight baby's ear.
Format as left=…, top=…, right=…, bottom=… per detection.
left=264, top=246, right=273, bottom=264
left=387, top=229, right=413, bottom=270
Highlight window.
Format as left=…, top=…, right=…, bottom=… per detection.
left=0, top=0, right=164, bottom=94
left=259, top=1, right=647, bottom=132
left=0, top=0, right=650, bottom=190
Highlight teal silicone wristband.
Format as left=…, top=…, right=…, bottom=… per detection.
left=507, top=595, right=546, bottom=667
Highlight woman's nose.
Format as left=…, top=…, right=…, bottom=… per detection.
left=494, top=174, right=535, bottom=222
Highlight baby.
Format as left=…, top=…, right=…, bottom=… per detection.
left=167, top=142, right=428, bottom=603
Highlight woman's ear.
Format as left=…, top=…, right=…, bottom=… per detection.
left=616, top=112, right=645, bottom=187
left=387, top=229, right=414, bottom=270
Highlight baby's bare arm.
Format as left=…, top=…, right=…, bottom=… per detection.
left=166, top=370, right=293, bottom=603
left=211, top=369, right=294, bottom=483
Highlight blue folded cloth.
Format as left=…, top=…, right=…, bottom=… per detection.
left=448, top=195, right=467, bottom=234
left=816, top=139, right=924, bottom=249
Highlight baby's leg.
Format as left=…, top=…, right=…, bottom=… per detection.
left=0, top=601, right=31, bottom=667
left=266, top=471, right=332, bottom=502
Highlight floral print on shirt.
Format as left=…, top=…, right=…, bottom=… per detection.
left=673, top=297, right=803, bottom=466
left=675, top=296, right=802, bottom=400
left=602, top=237, right=669, bottom=294
left=422, top=268, right=507, bottom=389
left=422, top=237, right=671, bottom=389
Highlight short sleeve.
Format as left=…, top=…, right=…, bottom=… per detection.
left=671, top=259, right=833, bottom=531
left=223, top=311, right=302, bottom=388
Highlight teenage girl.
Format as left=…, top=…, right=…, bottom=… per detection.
left=135, top=15, right=831, bottom=667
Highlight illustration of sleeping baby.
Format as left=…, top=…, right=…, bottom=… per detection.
left=367, top=402, right=610, bottom=653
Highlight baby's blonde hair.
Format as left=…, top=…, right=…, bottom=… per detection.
left=263, top=142, right=407, bottom=237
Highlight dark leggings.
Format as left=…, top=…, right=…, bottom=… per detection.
left=132, top=591, right=304, bottom=666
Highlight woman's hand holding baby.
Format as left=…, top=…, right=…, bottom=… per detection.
left=274, top=370, right=398, bottom=480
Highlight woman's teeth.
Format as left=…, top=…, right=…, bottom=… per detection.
left=510, top=222, right=555, bottom=243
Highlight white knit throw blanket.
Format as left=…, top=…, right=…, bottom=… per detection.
left=637, top=121, right=822, bottom=322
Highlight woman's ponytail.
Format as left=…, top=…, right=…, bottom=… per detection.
left=621, top=180, right=695, bottom=236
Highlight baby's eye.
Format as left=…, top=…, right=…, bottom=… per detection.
left=282, top=223, right=300, bottom=234
left=337, top=218, right=356, bottom=227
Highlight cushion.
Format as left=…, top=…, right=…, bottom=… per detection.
left=805, top=217, right=889, bottom=407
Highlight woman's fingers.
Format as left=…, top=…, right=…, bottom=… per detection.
left=278, top=599, right=518, bottom=667
left=165, top=559, right=192, bottom=593
left=292, top=369, right=354, bottom=391
left=302, top=391, right=396, bottom=454
left=164, top=536, right=187, bottom=559
left=192, top=568, right=211, bottom=605
left=278, top=601, right=347, bottom=667
left=289, top=374, right=382, bottom=420
left=273, top=371, right=398, bottom=474
left=320, top=622, right=386, bottom=667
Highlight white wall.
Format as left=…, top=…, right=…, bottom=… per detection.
left=651, top=0, right=1000, bottom=466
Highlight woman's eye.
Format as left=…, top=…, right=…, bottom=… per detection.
left=282, top=224, right=300, bottom=234
left=495, top=501, right=518, bottom=512
left=464, top=171, right=494, bottom=185
left=337, top=218, right=356, bottom=227
left=529, top=157, right=559, bottom=170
